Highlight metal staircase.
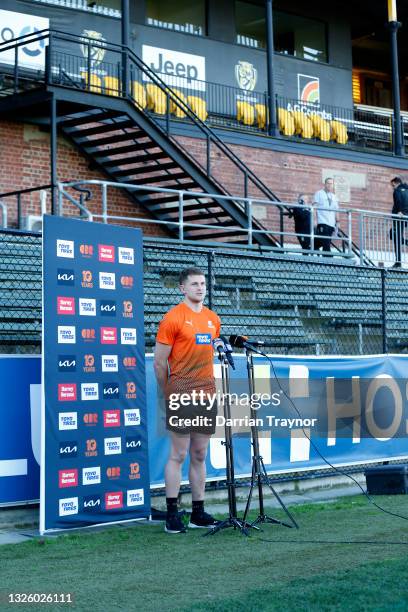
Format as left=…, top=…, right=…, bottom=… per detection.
left=59, top=106, right=264, bottom=243
left=0, top=30, right=284, bottom=247
left=0, top=30, right=372, bottom=261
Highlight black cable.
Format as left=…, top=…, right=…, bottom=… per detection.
left=254, top=349, right=408, bottom=523
left=258, top=538, right=408, bottom=546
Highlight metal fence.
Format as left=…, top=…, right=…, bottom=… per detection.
left=0, top=229, right=42, bottom=354
left=30, top=0, right=121, bottom=17
left=142, top=240, right=396, bottom=355
left=2, top=228, right=408, bottom=355
left=58, top=179, right=408, bottom=267
left=1, top=28, right=406, bottom=156
left=138, top=72, right=405, bottom=153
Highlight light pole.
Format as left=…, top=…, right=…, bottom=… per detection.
left=387, top=0, right=404, bottom=156
left=121, top=0, right=129, bottom=97
left=265, top=0, right=278, bottom=137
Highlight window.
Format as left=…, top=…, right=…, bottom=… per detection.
left=364, top=77, right=392, bottom=108
left=235, top=2, right=328, bottom=63
left=274, top=12, right=327, bottom=63
left=235, top=1, right=266, bottom=49
left=352, top=72, right=362, bottom=104
left=146, top=0, right=206, bottom=36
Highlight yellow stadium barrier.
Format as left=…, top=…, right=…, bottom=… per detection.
left=80, top=72, right=102, bottom=93
left=277, top=107, right=296, bottom=136
left=169, top=88, right=188, bottom=118
left=255, top=103, right=268, bottom=129
left=146, top=83, right=167, bottom=114
left=310, top=113, right=331, bottom=142
left=104, top=76, right=120, bottom=97
left=132, top=81, right=147, bottom=110
left=292, top=111, right=314, bottom=139
left=331, top=120, right=348, bottom=145
left=236, top=100, right=255, bottom=126
left=187, top=96, right=208, bottom=121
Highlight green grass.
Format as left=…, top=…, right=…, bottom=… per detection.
left=1, top=495, right=408, bottom=611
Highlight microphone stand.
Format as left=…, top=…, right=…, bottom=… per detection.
left=243, top=348, right=298, bottom=530
left=205, top=349, right=252, bottom=536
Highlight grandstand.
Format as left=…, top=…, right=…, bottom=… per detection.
left=1, top=0, right=408, bottom=553
left=2, top=227, right=408, bottom=357
left=0, top=0, right=408, bottom=358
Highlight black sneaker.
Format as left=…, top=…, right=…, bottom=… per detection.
left=165, top=513, right=187, bottom=534
left=188, top=511, right=219, bottom=529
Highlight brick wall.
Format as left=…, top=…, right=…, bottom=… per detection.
left=176, top=134, right=406, bottom=247
left=1, top=119, right=405, bottom=247
left=177, top=135, right=402, bottom=212
left=0, top=121, right=168, bottom=236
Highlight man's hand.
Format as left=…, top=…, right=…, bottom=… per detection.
left=154, top=342, right=172, bottom=394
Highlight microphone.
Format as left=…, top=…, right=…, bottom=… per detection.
left=213, top=337, right=225, bottom=354
left=213, top=337, right=235, bottom=369
left=229, top=335, right=265, bottom=352
left=220, top=335, right=235, bottom=370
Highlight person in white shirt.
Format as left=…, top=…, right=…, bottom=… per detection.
left=313, top=178, right=339, bottom=253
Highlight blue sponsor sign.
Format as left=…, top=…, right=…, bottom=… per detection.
left=41, top=216, right=150, bottom=532
left=146, top=354, right=408, bottom=486
left=0, top=356, right=40, bottom=505
left=3, top=353, right=408, bottom=506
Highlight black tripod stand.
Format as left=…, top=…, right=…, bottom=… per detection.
left=243, top=349, right=299, bottom=530
left=205, top=350, right=252, bottom=536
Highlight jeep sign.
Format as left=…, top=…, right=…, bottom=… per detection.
left=142, top=45, right=205, bottom=91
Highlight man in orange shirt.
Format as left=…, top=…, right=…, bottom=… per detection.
left=154, top=267, right=221, bottom=533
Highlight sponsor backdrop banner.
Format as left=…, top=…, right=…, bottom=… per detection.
left=146, top=354, right=408, bottom=486
left=41, top=216, right=149, bottom=533
left=0, top=356, right=40, bottom=505
left=3, top=354, right=408, bottom=505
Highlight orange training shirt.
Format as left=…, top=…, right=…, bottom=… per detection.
left=156, top=302, right=221, bottom=394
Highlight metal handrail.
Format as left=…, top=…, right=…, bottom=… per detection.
left=0, top=29, right=285, bottom=243
left=58, top=179, right=407, bottom=265
left=0, top=184, right=52, bottom=230
left=0, top=29, right=390, bottom=260
left=0, top=29, right=280, bottom=202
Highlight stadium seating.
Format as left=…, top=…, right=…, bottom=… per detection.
left=169, top=88, right=188, bottom=118
left=292, top=111, right=314, bottom=139
left=309, top=113, right=331, bottom=142
left=0, top=234, right=42, bottom=353
left=236, top=101, right=255, bottom=126
left=80, top=72, right=102, bottom=93
left=255, top=104, right=267, bottom=129
left=331, top=120, right=349, bottom=144
left=146, top=83, right=167, bottom=114
left=142, top=243, right=388, bottom=354
left=187, top=96, right=208, bottom=121
left=132, top=81, right=147, bottom=110
left=104, top=76, right=120, bottom=96
left=277, top=108, right=296, bottom=136
left=3, top=232, right=407, bottom=356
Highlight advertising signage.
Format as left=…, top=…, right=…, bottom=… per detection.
left=41, top=216, right=150, bottom=533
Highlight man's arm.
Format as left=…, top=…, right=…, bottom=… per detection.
left=312, top=191, right=321, bottom=227
left=154, top=341, right=172, bottom=393
left=392, top=189, right=401, bottom=215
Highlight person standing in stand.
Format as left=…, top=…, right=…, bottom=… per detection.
left=154, top=267, right=221, bottom=533
left=390, top=176, right=408, bottom=268
left=313, top=178, right=339, bottom=254
left=291, top=193, right=312, bottom=252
